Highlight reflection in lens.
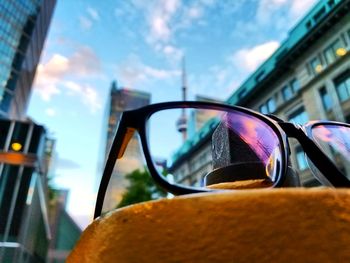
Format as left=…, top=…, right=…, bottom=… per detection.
left=102, top=133, right=151, bottom=214
left=311, top=124, right=350, bottom=181
left=148, top=107, right=282, bottom=190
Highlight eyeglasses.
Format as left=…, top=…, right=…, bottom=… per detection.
left=94, top=101, right=350, bottom=218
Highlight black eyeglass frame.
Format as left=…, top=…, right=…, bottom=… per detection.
left=94, top=101, right=350, bottom=218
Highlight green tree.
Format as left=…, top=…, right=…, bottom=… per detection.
left=117, top=169, right=167, bottom=208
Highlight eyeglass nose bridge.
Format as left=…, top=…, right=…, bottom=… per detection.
left=278, top=121, right=305, bottom=139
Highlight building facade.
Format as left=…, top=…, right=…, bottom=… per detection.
left=170, top=0, right=350, bottom=187
left=0, top=0, right=56, bottom=119
left=101, top=81, right=151, bottom=212
left=0, top=1, right=57, bottom=262
left=48, top=189, right=81, bottom=263
left=0, top=120, right=53, bottom=263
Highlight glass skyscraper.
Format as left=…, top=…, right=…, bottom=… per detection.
left=0, top=1, right=56, bottom=262
left=0, top=0, right=56, bottom=119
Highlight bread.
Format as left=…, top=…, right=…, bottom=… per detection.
left=67, top=188, right=350, bottom=262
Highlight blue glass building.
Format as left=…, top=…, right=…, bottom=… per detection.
left=0, top=1, right=56, bottom=262
left=0, top=0, right=56, bottom=119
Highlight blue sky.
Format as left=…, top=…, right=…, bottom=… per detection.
left=27, top=0, right=317, bottom=228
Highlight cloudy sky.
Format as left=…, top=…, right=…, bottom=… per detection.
left=27, top=0, right=318, bottom=228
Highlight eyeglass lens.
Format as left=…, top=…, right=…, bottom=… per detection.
left=308, top=124, right=350, bottom=185
left=148, top=107, right=283, bottom=190
left=102, top=132, right=149, bottom=214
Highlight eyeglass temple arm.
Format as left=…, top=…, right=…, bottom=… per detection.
left=94, top=115, right=130, bottom=219
left=280, top=122, right=350, bottom=187
left=280, top=128, right=301, bottom=187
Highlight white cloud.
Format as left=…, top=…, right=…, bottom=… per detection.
left=188, top=40, right=280, bottom=100
left=33, top=46, right=103, bottom=113
left=68, top=47, right=101, bottom=76
left=114, top=1, right=137, bottom=21
left=39, top=54, right=69, bottom=78
left=63, top=81, right=102, bottom=113
left=187, top=6, right=202, bottom=19
left=232, top=41, right=280, bottom=72
left=290, top=0, right=317, bottom=19
left=79, top=16, right=93, bottom=30
left=127, top=0, right=212, bottom=63
left=116, top=54, right=180, bottom=88
left=35, top=82, right=60, bottom=101
left=83, top=86, right=101, bottom=113
left=144, top=65, right=178, bottom=79
left=45, top=108, right=56, bottom=117
left=64, top=81, right=81, bottom=94
left=164, top=0, right=179, bottom=13
left=176, top=3, right=206, bottom=29
left=79, top=7, right=100, bottom=31
left=145, top=0, right=181, bottom=44
left=150, top=16, right=171, bottom=42
left=230, top=0, right=317, bottom=42
left=34, top=46, right=101, bottom=100
left=189, top=64, right=244, bottom=101
left=34, top=56, right=67, bottom=101
left=69, top=191, right=96, bottom=229
left=256, top=0, right=288, bottom=25
left=256, top=0, right=318, bottom=29
left=162, top=45, right=183, bottom=62
left=87, top=7, right=99, bottom=21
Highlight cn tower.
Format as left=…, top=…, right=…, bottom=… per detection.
left=176, top=57, right=188, bottom=142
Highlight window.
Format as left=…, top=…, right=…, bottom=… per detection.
left=324, top=39, right=346, bottom=65
left=0, top=90, right=12, bottom=113
left=255, top=71, right=265, bottom=82
left=290, top=78, right=300, bottom=93
left=324, top=46, right=335, bottom=64
left=296, top=147, right=308, bottom=171
left=306, top=21, right=312, bottom=30
left=28, top=125, right=45, bottom=154
left=319, top=87, right=332, bottom=111
left=282, top=85, right=293, bottom=101
left=306, top=63, right=312, bottom=76
left=237, top=88, right=247, bottom=99
left=259, top=104, right=268, bottom=114
left=313, top=7, right=326, bottom=23
left=259, top=97, right=276, bottom=114
left=328, top=0, right=335, bottom=8
left=0, top=165, right=20, bottom=235
left=267, top=98, right=276, bottom=113
left=341, top=33, right=348, bottom=47
left=0, top=120, right=10, bottom=150
left=335, top=72, right=350, bottom=102
left=282, top=78, right=301, bottom=102
left=289, top=107, right=309, bottom=125
left=310, top=56, right=323, bottom=75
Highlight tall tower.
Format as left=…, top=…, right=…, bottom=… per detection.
left=104, top=81, right=151, bottom=155
left=176, top=57, right=188, bottom=141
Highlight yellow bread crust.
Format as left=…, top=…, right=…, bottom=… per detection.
left=68, top=188, right=350, bottom=263
left=207, top=179, right=273, bottom=189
